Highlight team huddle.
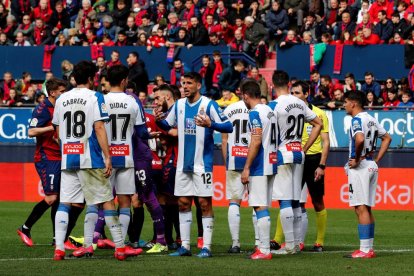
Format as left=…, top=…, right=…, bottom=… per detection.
left=17, top=62, right=391, bottom=261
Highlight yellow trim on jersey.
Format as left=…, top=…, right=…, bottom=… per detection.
left=301, top=105, right=329, bottom=155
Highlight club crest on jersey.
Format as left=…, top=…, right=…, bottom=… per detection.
left=30, top=118, right=38, bottom=127
left=184, top=118, right=196, bottom=135
left=352, top=119, right=361, bottom=131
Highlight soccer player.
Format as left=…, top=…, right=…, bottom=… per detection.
left=52, top=61, right=125, bottom=261
left=240, top=79, right=278, bottom=260
left=343, top=91, right=391, bottom=258
left=291, top=81, right=330, bottom=252
left=269, top=71, right=322, bottom=255
left=17, top=78, right=80, bottom=249
left=104, top=64, right=147, bottom=256
left=221, top=95, right=250, bottom=253
left=155, top=72, right=232, bottom=258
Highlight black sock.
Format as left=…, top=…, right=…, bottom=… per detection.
left=163, top=204, right=173, bottom=244
left=132, top=207, right=145, bottom=243
left=24, top=200, right=50, bottom=229
left=194, top=198, right=203, bottom=237
left=171, top=204, right=180, bottom=240
left=65, top=206, right=84, bottom=240
left=50, top=200, right=59, bottom=238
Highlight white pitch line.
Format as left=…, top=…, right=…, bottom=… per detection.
left=1, top=249, right=414, bottom=261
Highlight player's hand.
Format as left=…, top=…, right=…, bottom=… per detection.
left=195, top=114, right=212, bottom=128
left=153, top=108, right=164, bottom=121
left=314, top=167, right=325, bottom=181
left=104, top=157, right=112, bottom=178
left=241, top=168, right=250, bottom=185
left=150, top=131, right=162, bottom=138
left=348, top=158, right=360, bottom=169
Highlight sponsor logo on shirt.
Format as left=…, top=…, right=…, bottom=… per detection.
left=231, top=146, right=248, bottom=157
left=184, top=118, right=196, bottom=135
left=63, top=143, right=85, bottom=154
left=30, top=118, right=38, bottom=127
left=269, top=152, right=277, bottom=164
left=286, top=142, right=302, bottom=152
left=110, top=145, right=130, bottom=156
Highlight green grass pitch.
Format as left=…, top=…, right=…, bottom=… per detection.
left=1, top=202, right=414, bottom=275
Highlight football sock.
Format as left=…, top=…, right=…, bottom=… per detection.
left=300, top=207, right=308, bottom=244
left=256, top=209, right=271, bottom=254
left=279, top=200, right=294, bottom=250
left=55, top=204, right=70, bottom=251
left=93, top=209, right=106, bottom=243
left=51, top=200, right=59, bottom=238
left=65, top=205, right=83, bottom=240
left=252, top=209, right=259, bottom=246
left=358, top=224, right=371, bottom=253
left=119, top=208, right=131, bottom=241
left=194, top=198, right=203, bottom=238
left=84, top=205, right=99, bottom=248
left=369, top=223, right=375, bottom=249
left=104, top=209, right=124, bottom=248
left=179, top=211, right=192, bottom=250
left=162, top=205, right=174, bottom=244
left=202, top=216, right=214, bottom=250
left=132, top=206, right=145, bottom=243
left=24, top=199, right=50, bottom=229
left=274, top=212, right=284, bottom=244
left=145, top=192, right=166, bottom=245
left=292, top=201, right=302, bottom=247
left=171, top=204, right=181, bottom=240
left=315, top=209, right=327, bottom=245
left=228, top=203, right=240, bottom=247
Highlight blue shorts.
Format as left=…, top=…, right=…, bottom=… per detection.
left=35, top=160, right=61, bottom=195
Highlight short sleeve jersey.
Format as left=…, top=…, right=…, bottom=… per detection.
left=348, top=112, right=386, bottom=159
left=248, top=104, right=278, bottom=176
left=164, top=95, right=229, bottom=173
left=104, top=92, right=146, bottom=168
left=223, top=100, right=250, bottom=171
left=52, top=88, right=109, bottom=170
left=29, top=98, right=61, bottom=162
left=301, top=104, right=329, bottom=155
left=269, top=94, right=316, bottom=165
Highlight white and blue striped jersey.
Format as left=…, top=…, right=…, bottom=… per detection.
left=223, top=101, right=250, bottom=171
left=248, top=104, right=278, bottom=176
left=104, top=92, right=146, bottom=169
left=52, top=88, right=109, bottom=170
left=348, top=112, right=386, bottom=160
left=269, top=94, right=316, bottom=165
left=164, top=96, right=229, bottom=173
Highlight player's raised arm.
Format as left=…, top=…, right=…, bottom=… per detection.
left=195, top=101, right=233, bottom=133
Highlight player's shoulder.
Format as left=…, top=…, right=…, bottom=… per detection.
left=311, top=104, right=326, bottom=117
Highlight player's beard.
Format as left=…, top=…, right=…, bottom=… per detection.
left=161, top=100, right=169, bottom=112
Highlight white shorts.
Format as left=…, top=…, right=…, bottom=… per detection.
left=175, top=171, right=213, bottom=197
left=272, top=163, right=304, bottom=201
left=110, top=168, right=135, bottom=195
left=347, top=159, right=378, bottom=207
left=60, top=169, right=114, bottom=205
left=300, top=183, right=308, bottom=204
left=226, top=170, right=246, bottom=200
left=248, top=175, right=274, bottom=207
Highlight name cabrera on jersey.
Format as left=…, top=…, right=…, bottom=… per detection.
left=349, top=112, right=386, bottom=160
left=223, top=101, right=250, bottom=171
left=249, top=104, right=278, bottom=176
left=52, top=88, right=109, bottom=170
left=104, top=92, right=146, bottom=168
left=165, top=96, right=228, bottom=173
left=269, top=94, right=316, bottom=165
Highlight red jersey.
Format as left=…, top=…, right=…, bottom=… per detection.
left=145, top=113, right=164, bottom=170
left=29, top=98, right=61, bottom=162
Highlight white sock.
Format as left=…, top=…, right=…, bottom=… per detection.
left=119, top=208, right=131, bottom=241
left=293, top=207, right=302, bottom=246
left=104, top=210, right=124, bottom=248
left=252, top=209, right=259, bottom=246
left=55, top=204, right=70, bottom=251
left=369, top=238, right=374, bottom=250
left=179, top=211, right=192, bottom=250
left=84, top=205, right=99, bottom=248
left=202, top=216, right=214, bottom=250
left=300, top=209, right=308, bottom=244
left=256, top=210, right=270, bottom=254
left=228, top=203, right=240, bottom=247
left=280, top=207, right=294, bottom=250
left=360, top=239, right=370, bottom=253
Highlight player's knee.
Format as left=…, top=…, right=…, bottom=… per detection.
left=178, top=198, right=191, bottom=212
left=198, top=198, right=212, bottom=214
left=44, top=195, right=57, bottom=205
